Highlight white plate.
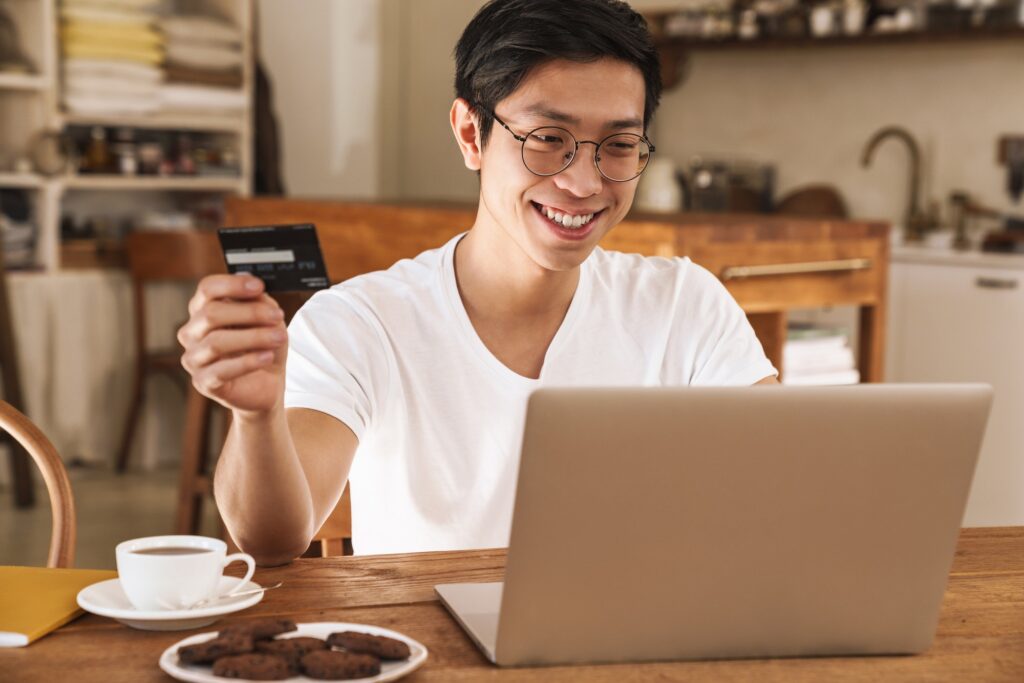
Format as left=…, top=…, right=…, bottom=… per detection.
left=77, top=577, right=264, bottom=631
left=158, top=622, right=429, bottom=683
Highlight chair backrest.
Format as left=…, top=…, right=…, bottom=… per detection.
left=124, top=230, right=227, bottom=355
left=124, top=230, right=226, bottom=283
left=0, top=401, right=76, bottom=567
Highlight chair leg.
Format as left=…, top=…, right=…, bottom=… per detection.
left=116, top=370, right=146, bottom=473
left=176, top=386, right=211, bottom=535
left=321, top=538, right=344, bottom=557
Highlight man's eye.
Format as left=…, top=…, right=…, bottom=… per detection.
left=531, top=134, right=563, bottom=145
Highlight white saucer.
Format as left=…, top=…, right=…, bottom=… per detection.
left=77, top=577, right=264, bottom=631
left=159, top=622, right=429, bottom=683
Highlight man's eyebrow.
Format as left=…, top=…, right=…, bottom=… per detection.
left=522, top=105, right=643, bottom=130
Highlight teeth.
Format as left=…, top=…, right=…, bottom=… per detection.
left=540, top=204, right=595, bottom=229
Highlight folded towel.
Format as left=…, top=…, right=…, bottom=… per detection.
left=60, top=5, right=155, bottom=26
left=62, top=21, right=163, bottom=48
left=160, top=83, right=246, bottom=112
left=165, top=64, right=243, bottom=89
left=64, top=91, right=161, bottom=115
left=63, top=41, right=163, bottom=65
left=165, top=42, right=242, bottom=70
left=63, top=57, right=162, bottom=83
left=63, top=0, right=161, bottom=9
left=64, top=75, right=160, bottom=98
left=162, top=15, right=242, bottom=45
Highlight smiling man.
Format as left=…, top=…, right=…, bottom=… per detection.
left=177, top=0, right=777, bottom=565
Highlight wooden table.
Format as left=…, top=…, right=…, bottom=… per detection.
left=4, top=527, right=1022, bottom=682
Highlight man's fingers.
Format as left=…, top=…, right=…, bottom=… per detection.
left=186, top=300, right=284, bottom=340
left=185, top=326, right=286, bottom=370
left=188, top=273, right=266, bottom=315
left=192, top=351, right=276, bottom=394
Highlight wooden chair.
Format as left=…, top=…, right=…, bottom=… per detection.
left=116, top=230, right=225, bottom=473
left=0, top=400, right=76, bottom=567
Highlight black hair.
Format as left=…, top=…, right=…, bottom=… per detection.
left=454, top=0, right=662, bottom=147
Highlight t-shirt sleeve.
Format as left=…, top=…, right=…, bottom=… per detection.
left=284, top=289, right=391, bottom=441
left=679, top=261, right=779, bottom=386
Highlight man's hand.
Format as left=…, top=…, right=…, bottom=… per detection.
left=178, top=273, right=288, bottom=416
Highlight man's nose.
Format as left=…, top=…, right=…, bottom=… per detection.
left=553, top=142, right=603, bottom=197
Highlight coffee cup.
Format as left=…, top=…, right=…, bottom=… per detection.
left=115, top=535, right=255, bottom=611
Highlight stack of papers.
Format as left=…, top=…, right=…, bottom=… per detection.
left=782, top=323, right=860, bottom=386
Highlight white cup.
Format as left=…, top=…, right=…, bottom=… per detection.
left=115, top=535, right=255, bottom=611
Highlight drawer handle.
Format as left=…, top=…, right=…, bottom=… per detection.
left=721, top=258, right=872, bottom=281
left=976, top=277, right=1018, bottom=290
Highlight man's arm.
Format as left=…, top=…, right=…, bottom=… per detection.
left=754, top=375, right=780, bottom=385
left=213, top=407, right=356, bottom=566
left=178, top=273, right=357, bottom=566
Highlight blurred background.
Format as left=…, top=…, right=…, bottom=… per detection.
left=1, top=0, right=1022, bottom=567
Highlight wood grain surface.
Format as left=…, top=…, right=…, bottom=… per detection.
left=3, top=528, right=1021, bottom=682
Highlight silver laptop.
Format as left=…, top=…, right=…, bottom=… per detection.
left=436, top=384, right=992, bottom=667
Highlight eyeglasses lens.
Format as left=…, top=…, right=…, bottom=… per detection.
left=521, top=127, right=651, bottom=181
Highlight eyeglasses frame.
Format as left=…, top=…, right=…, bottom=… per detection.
left=482, top=108, right=656, bottom=183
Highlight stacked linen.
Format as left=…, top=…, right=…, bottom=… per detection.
left=60, top=0, right=163, bottom=115
left=781, top=323, right=860, bottom=386
left=161, top=15, right=246, bottom=113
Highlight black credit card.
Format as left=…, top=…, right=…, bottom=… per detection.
left=218, top=223, right=330, bottom=292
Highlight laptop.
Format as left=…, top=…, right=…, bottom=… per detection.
left=435, top=384, right=992, bottom=667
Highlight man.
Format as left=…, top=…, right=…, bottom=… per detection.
left=177, top=0, right=778, bottom=565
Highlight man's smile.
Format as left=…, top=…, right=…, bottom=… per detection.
left=530, top=201, right=604, bottom=230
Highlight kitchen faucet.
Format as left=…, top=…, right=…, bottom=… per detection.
left=861, top=126, right=936, bottom=241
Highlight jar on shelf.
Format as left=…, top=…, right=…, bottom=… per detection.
left=113, top=128, right=138, bottom=176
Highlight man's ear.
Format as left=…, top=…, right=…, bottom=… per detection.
left=450, top=98, right=482, bottom=171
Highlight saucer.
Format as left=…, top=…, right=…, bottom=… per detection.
left=77, top=577, right=264, bottom=631
left=159, top=622, right=429, bottom=682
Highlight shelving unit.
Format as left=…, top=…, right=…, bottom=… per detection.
left=646, top=17, right=1024, bottom=88
left=59, top=110, right=247, bottom=133
left=0, top=0, right=254, bottom=273
left=0, top=73, right=49, bottom=91
left=0, top=173, right=44, bottom=189
left=62, top=174, right=247, bottom=193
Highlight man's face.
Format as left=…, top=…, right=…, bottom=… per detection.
left=476, top=57, right=647, bottom=273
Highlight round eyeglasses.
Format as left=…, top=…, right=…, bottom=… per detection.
left=487, top=110, right=655, bottom=183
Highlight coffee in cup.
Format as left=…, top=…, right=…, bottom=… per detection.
left=115, top=535, right=255, bottom=611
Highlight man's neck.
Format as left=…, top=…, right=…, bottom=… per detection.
left=454, top=222, right=580, bottom=322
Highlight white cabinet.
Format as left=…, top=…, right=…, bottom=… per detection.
left=887, top=251, right=1024, bottom=526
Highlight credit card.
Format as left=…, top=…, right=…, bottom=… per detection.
left=218, top=223, right=330, bottom=292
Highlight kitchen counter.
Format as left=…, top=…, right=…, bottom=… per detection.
left=893, top=244, right=1024, bottom=270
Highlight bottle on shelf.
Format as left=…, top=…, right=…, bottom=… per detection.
left=83, top=126, right=112, bottom=174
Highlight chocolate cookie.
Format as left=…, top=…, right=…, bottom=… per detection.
left=301, top=650, right=381, bottom=680
left=212, top=653, right=292, bottom=680
left=220, top=618, right=298, bottom=641
left=255, top=636, right=328, bottom=673
left=327, top=630, right=411, bottom=660
left=177, top=632, right=254, bottom=665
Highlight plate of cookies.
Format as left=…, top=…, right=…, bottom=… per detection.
left=158, top=618, right=428, bottom=682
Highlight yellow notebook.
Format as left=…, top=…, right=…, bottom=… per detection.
left=0, top=566, right=116, bottom=647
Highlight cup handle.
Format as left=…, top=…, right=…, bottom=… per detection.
left=220, top=552, right=256, bottom=597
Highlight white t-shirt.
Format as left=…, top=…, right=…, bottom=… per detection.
left=285, top=234, right=776, bottom=555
